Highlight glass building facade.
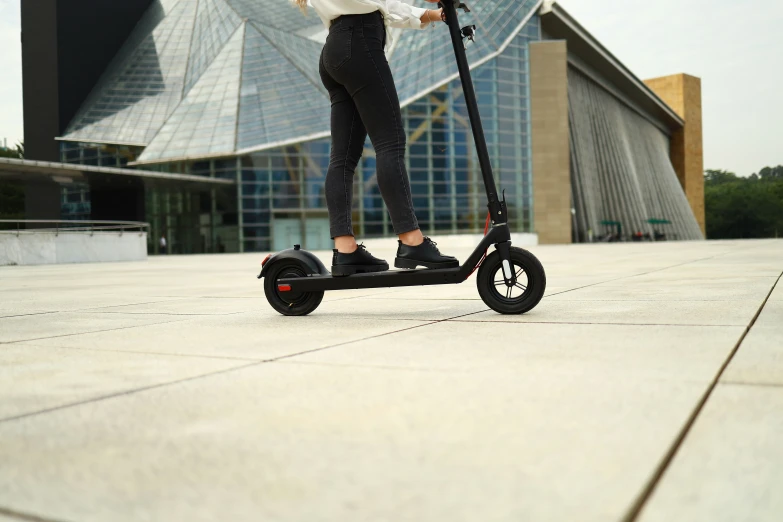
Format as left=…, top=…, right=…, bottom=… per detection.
left=58, top=0, right=542, bottom=253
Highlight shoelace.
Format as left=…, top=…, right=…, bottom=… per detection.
left=424, top=237, right=441, bottom=254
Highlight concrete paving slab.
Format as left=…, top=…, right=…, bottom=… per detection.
left=0, top=362, right=713, bottom=522
left=0, top=240, right=781, bottom=521
left=769, top=280, right=783, bottom=301
left=720, top=326, right=783, bottom=386
left=0, top=312, right=184, bottom=344
left=545, top=277, right=778, bottom=301
left=305, top=296, right=488, bottom=321
left=0, top=293, right=183, bottom=317
left=637, top=384, right=783, bottom=522
left=0, top=344, right=246, bottom=420
left=81, top=297, right=257, bottom=316
left=292, top=321, right=745, bottom=381
left=16, top=313, right=435, bottom=360
left=599, top=262, right=782, bottom=281
left=720, top=296, right=783, bottom=386
left=754, top=298, right=782, bottom=327
left=458, top=299, right=761, bottom=326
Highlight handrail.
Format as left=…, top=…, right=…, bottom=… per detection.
left=0, top=220, right=149, bottom=237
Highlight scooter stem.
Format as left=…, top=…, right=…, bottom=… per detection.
left=440, top=0, right=508, bottom=226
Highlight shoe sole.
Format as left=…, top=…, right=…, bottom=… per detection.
left=332, top=263, right=389, bottom=277
left=394, top=257, right=460, bottom=270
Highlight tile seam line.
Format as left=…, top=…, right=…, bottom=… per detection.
left=543, top=248, right=754, bottom=299
left=65, top=298, right=191, bottom=312
left=447, top=320, right=746, bottom=327
left=0, top=319, right=189, bottom=345
left=0, top=360, right=263, bottom=424
left=0, top=315, right=476, bottom=424
left=0, top=505, right=69, bottom=522
left=719, top=380, right=783, bottom=389
left=260, top=308, right=490, bottom=363
left=80, top=311, right=245, bottom=316
left=622, top=269, right=783, bottom=522
left=13, top=342, right=261, bottom=363
left=0, top=312, right=59, bottom=320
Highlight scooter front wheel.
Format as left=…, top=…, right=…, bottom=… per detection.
left=476, top=247, right=546, bottom=315
left=264, top=262, right=324, bottom=316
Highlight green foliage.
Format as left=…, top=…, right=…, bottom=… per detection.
left=0, top=141, right=25, bottom=221
left=704, top=166, right=783, bottom=239
left=757, top=165, right=783, bottom=180
left=0, top=182, right=25, bottom=221
left=704, top=169, right=739, bottom=185
left=0, top=141, right=24, bottom=159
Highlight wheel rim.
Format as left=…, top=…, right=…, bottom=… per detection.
left=488, top=262, right=531, bottom=303
left=276, top=267, right=307, bottom=304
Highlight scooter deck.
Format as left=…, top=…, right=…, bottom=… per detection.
left=277, top=266, right=465, bottom=292
left=275, top=225, right=512, bottom=293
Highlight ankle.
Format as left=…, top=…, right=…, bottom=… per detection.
left=334, top=236, right=358, bottom=254
left=398, top=229, right=424, bottom=247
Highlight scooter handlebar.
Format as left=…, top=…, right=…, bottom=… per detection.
left=438, top=1, right=471, bottom=14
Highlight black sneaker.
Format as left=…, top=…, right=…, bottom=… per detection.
left=395, top=237, right=459, bottom=269
left=332, top=244, right=389, bottom=277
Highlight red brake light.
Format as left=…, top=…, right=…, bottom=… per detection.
left=261, top=254, right=272, bottom=267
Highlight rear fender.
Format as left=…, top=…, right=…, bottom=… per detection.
left=258, top=248, right=330, bottom=279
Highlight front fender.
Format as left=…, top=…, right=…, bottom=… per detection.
left=258, top=248, right=330, bottom=279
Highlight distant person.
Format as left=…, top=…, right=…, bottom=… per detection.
left=160, top=235, right=167, bottom=255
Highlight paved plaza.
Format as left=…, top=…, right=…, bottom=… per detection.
left=1, top=239, right=782, bottom=521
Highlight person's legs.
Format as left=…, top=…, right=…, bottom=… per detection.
left=332, top=18, right=421, bottom=242
left=319, top=48, right=367, bottom=253
left=322, top=13, right=457, bottom=270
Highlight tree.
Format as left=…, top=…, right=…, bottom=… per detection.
left=704, top=166, right=783, bottom=239
left=704, top=169, right=739, bottom=185
left=756, top=166, right=783, bottom=180
left=0, top=141, right=25, bottom=222
left=0, top=141, right=24, bottom=159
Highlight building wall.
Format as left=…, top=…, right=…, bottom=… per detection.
left=21, top=0, right=153, bottom=162
left=568, top=68, right=703, bottom=241
left=54, top=13, right=544, bottom=253
left=229, top=20, right=541, bottom=253
left=21, top=0, right=60, bottom=162
left=644, top=74, right=706, bottom=235
left=529, top=40, right=571, bottom=244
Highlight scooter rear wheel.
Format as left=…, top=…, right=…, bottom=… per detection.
left=264, top=262, right=324, bottom=316
left=476, top=247, right=546, bottom=314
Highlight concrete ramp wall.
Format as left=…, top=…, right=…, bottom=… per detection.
left=0, top=232, right=147, bottom=266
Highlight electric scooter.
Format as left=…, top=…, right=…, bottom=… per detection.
left=259, top=0, right=546, bottom=316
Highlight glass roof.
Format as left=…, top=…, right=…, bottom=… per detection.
left=139, top=23, right=245, bottom=161
left=62, top=0, right=198, bottom=145
left=60, top=0, right=541, bottom=164
left=185, top=0, right=243, bottom=94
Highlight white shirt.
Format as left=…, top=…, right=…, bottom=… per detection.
left=304, top=0, right=430, bottom=48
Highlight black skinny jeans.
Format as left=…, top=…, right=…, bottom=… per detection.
left=319, top=11, right=419, bottom=239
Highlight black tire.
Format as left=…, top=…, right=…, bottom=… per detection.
left=263, top=262, right=324, bottom=316
left=476, top=247, right=546, bottom=315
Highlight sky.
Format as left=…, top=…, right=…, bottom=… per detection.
left=0, top=0, right=781, bottom=175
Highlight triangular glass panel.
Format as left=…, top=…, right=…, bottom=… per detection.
left=61, top=0, right=198, bottom=145
left=137, top=23, right=246, bottom=162
left=390, top=18, right=495, bottom=106
left=249, top=21, right=326, bottom=95
left=226, top=0, right=314, bottom=33
left=184, top=0, right=244, bottom=94
left=236, top=23, right=330, bottom=151
left=481, top=0, right=540, bottom=47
